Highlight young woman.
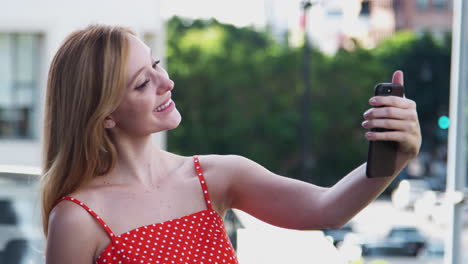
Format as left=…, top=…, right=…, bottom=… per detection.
left=42, top=24, right=421, bottom=263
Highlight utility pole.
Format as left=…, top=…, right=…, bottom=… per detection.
left=300, top=1, right=314, bottom=183
left=445, top=0, right=468, bottom=263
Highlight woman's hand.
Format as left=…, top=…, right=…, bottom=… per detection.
left=361, top=70, right=422, bottom=170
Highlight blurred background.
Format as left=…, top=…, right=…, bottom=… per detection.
left=0, top=0, right=466, bottom=263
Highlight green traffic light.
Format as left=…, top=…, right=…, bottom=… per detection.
left=438, top=115, right=450, bottom=129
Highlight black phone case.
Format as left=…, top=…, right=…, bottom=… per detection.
left=366, top=83, right=405, bottom=178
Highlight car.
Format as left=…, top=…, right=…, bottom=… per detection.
left=385, top=226, right=427, bottom=256
left=358, top=226, right=427, bottom=259
left=423, top=241, right=444, bottom=256
left=361, top=241, right=416, bottom=257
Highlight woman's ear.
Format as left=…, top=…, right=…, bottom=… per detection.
left=104, top=116, right=116, bottom=129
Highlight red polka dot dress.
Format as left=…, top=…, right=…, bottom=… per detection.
left=57, top=156, right=239, bottom=264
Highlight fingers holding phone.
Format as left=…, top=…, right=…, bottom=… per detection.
left=363, top=97, right=418, bottom=132
left=363, top=91, right=420, bottom=151
left=364, top=71, right=421, bottom=178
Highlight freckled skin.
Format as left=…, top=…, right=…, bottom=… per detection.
left=109, top=35, right=181, bottom=138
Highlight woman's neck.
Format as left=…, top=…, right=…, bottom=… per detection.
left=111, top=135, right=165, bottom=188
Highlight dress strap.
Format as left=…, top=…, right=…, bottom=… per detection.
left=57, top=196, right=116, bottom=239
left=193, top=155, right=214, bottom=210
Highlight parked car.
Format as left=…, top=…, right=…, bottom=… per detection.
left=362, top=241, right=416, bottom=257
left=359, top=225, right=427, bottom=260
left=418, top=240, right=444, bottom=263
left=385, top=226, right=427, bottom=256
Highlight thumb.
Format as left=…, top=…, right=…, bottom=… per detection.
left=392, top=70, right=404, bottom=85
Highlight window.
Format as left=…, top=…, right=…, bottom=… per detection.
left=432, top=0, right=447, bottom=9
left=360, top=1, right=371, bottom=16
left=0, top=33, right=40, bottom=139
left=417, top=0, right=429, bottom=9
left=326, top=8, right=343, bottom=17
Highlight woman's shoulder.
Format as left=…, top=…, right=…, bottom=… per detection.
left=50, top=189, right=104, bottom=236
left=50, top=191, right=101, bottom=232
left=198, top=154, right=248, bottom=168
left=48, top=196, right=101, bottom=246
left=161, top=150, right=249, bottom=168
left=47, top=197, right=102, bottom=261
left=50, top=197, right=94, bottom=228
left=196, top=154, right=252, bottom=177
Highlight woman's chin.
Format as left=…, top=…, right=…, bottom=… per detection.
left=169, top=114, right=182, bottom=129
left=157, top=116, right=182, bottom=132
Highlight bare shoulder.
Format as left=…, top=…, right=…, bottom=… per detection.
left=192, top=154, right=248, bottom=212
left=196, top=154, right=264, bottom=190
left=159, top=150, right=195, bottom=171
left=49, top=199, right=97, bottom=232
left=160, top=151, right=249, bottom=178
left=198, top=154, right=251, bottom=172
left=46, top=200, right=100, bottom=263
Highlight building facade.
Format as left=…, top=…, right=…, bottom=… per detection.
left=393, top=0, right=453, bottom=36
left=287, top=0, right=396, bottom=54
left=0, top=0, right=166, bottom=169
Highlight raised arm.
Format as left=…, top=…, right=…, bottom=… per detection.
left=324, top=70, right=421, bottom=227
left=210, top=71, right=421, bottom=230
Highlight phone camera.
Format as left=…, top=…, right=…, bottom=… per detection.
left=386, top=87, right=392, bottom=94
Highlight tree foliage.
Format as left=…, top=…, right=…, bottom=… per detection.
left=165, top=16, right=450, bottom=186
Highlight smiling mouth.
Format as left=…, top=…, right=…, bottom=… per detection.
left=154, top=99, right=172, bottom=112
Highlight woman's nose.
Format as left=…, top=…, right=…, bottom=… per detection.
left=157, top=77, right=174, bottom=95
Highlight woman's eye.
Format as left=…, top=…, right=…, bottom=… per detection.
left=152, top=60, right=161, bottom=69
left=135, top=61, right=159, bottom=90
left=136, top=79, right=149, bottom=90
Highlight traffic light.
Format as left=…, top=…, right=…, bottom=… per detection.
left=438, top=115, right=450, bottom=130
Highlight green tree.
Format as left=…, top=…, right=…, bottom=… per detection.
left=310, top=46, right=387, bottom=186
left=165, top=16, right=449, bottom=188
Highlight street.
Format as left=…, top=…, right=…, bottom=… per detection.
left=347, top=198, right=468, bottom=263
left=351, top=198, right=467, bottom=244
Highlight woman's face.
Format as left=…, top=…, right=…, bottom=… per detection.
left=109, top=34, right=181, bottom=137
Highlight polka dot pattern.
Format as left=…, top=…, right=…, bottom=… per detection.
left=58, top=156, right=238, bottom=264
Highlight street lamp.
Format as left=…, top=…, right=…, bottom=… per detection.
left=300, top=0, right=315, bottom=182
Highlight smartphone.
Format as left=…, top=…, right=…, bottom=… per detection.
left=366, top=83, right=405, bottom=178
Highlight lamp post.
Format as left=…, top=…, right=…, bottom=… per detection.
left=300, top=0, right=314, bottom=182
left=445, top=1, right=468, bottom=263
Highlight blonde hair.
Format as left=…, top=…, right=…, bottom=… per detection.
left=41, top=24, right=134, bottom=237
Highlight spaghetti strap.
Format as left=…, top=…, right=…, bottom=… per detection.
left=57, top=196, right=116, bottom=239
left=193, top=155, right=214, bottom=210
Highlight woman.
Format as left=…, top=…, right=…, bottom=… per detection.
left=42, top=24, right=421, bottom=263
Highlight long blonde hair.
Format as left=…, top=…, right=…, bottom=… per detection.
left=41, top=24, right=134, bottom=237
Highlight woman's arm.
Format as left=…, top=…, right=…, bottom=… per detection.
left=212, top=71, right=421, bottom=230
left=45, top=202, right=100, bottom=264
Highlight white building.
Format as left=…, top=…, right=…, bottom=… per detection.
left=285, top=0, right=395, bottom=54
left=0, top=0, right=166, bottom=169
